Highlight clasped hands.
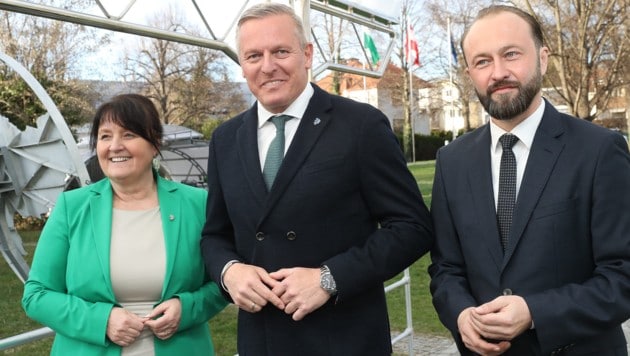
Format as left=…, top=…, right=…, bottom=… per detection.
left=223, top=263, right=331, bottom=321
left=457, top=295, right=532, bottom=356
left=106, top=298, right=182, bottom=347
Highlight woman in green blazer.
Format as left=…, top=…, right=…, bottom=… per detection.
left=22, top=94, right=227, bottom=355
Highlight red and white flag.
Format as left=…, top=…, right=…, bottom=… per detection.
left=405, top=24, right=420, bottom=67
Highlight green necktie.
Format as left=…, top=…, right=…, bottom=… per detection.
left=263, top=115, right=291, bottom=190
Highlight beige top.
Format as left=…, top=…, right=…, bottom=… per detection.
left=111, top=207, right=165, bottom=356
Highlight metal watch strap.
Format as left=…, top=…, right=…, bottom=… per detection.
left=320, top=264, right=337, bottom=295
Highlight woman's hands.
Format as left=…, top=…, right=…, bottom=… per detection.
left=106, top=298, right=182, bottom=346
left=144, top=298, right=182, bottom=340
left=106, top=307, right=145, bottom=347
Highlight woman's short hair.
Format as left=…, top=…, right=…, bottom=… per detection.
left=89, top=94, right=162, bottom=155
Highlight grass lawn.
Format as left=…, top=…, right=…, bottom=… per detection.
left=0, top=160, right=447, bottom=355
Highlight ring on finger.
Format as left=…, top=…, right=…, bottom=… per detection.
left=251, top=302, right=257, bottom=311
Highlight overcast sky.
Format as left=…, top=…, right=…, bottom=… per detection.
left=78, top=0, right=405, bottom=81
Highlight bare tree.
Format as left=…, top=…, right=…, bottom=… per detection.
left=310, top=11, right=353, bottom=96
left=324, top=14, right=347, bottom=95
left=174, top=46, right=247, bottom=131
left=123, top=6, right=247, bottom=130
left=419, top=0, right=499, bottom=134
left=123, top=7, right=191, bottom=124
left=514, top=0, right=629, bottom=121
left=398, top=0, right=412, bottom=160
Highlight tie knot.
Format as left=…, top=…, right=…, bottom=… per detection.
left=499, top=133, right=519, bottom=150
left=270, top=115, right=291, bottom=130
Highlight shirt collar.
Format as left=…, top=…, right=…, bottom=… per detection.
left=490, top=99, right=545, bottom=152
left=257, top=83, right=314, bottom=128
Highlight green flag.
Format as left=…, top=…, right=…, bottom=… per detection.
left=363, top=32, right=380, bottom=65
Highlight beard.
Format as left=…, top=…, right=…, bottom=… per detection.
left=476, top=66, right=542, bottom=121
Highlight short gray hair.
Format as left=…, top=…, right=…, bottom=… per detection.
left=235, top=3, right=308, bottom=56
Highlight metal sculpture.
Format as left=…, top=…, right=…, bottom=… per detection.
left=0, top=51, right=90, bottom=283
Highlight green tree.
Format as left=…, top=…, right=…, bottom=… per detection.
left=0, top=0, right=107, bottom=128
left=0, top=71, right=97, bottom=130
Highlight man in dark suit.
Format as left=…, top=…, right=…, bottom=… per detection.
left=429, top=5, right=630, bottom=355
left=200, top=3, right=433, bottom=355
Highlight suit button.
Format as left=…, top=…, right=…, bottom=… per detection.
left=255, top=232, right=265, bottom=241
left=286, top=231, right=296, bottom=240
left=502, top=288, right=512, bottom=295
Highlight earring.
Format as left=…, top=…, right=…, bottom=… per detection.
left=152, top=157, right=160, bottom=171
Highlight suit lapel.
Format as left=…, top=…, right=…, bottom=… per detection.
left=236, top=107, right=268, bottom=206
left=260, top=86, right=332, bottom=220
left=503, top=104, right=565, bottom=267
left=157, top=177, right=180, bottom=298
left=88, top=180, right=116, bottom=299
left=468, top=126, right=504, bottom=270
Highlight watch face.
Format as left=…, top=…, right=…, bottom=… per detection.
left=321, top=274, right=336, bottom=293
left=320, top=266, right=336, bottom=294
left=322, top=275, right=333, bottom=290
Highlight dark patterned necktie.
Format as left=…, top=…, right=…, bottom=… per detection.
left=497, top=133, right=519, bottom=252
left=263, top=115, right=291, bottom=190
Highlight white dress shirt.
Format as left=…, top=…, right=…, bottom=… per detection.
left=257, top=83, right=314, bottom=171
left=490, top=99, right=545, bottom=209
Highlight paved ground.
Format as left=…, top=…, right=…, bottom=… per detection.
left=391, top=332, right=458, bottom=356
left=391, top=320, right=630, bottom=355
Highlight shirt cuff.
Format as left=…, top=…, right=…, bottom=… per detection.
left=220, top=260, right=241, bottom=292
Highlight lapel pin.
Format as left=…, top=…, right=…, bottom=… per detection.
left=313, top=118, right=321, bottom=126
left=169, top=214, right=175, bottom=221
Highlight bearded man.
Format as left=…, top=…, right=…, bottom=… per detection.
left=428, top=5, right=630, bottom=356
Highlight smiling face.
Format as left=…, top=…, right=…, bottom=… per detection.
left=463, top=10, right=549, bottom=128
left=96, top=117, right=157, bottom=185
left=238, top=13, right=313, bottom=114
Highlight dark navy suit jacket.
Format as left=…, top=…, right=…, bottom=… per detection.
left=429, top=101, right=630, bottom=355
left=201, top=83, right=433, bottom=356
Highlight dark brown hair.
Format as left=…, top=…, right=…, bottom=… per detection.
left=89, top=94, right=162, bottom=156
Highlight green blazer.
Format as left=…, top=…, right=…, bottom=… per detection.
left=22, top=176, right=227, bottom=356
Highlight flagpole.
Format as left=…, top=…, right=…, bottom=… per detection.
left=447, top=17, right=453, bottom=83
left=363, top=60, right=370, bottom=106
left=447, top=17, right=457, bottom=141
left=407, top=15, right=416, bottom=162
left=362, top=27, right=367, bottom=101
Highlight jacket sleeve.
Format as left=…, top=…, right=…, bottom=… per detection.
left=174, top=185, right=228, bottom=331
left=175, top=280, right=228, bottom=331
left=325, top=106, right=434, bottom=302
left=428, top=149, right=478, bottom=338
left=22, top=192, right=114, bottom=347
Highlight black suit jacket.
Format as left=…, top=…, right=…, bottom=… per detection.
left=429, top=101, right=630, bottom=355
left=201, top=84, right=433, bottom=356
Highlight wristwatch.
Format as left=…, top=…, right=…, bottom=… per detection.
left=320, top=265, right=337, bottom=295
